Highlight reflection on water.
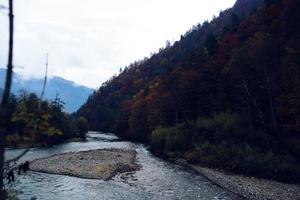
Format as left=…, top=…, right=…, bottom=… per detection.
left=6, top=132, right=240, bottom=200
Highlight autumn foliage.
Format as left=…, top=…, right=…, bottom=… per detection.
left=78, top=0, right=300, bottom=183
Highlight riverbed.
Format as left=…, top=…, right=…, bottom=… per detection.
left=5, top=132, right=240, bottom=200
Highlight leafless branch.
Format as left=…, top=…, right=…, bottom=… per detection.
left=242, top=80, right=265, bottom=125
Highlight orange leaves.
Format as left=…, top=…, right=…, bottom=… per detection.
left=219, top=34, right=240, bottom=53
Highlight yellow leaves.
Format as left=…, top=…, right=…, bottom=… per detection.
left=160, top=58, right=168, bottom=65
left=133, top=78, right=144, bottom=89
left=11, top=101, right=28, bottom=123
left=11, top=98, right=63, bottom=138
left=41, top=113, right=51, bottom=121
left=46, top=127, right=63, bottom=136
left=148, top=81, right=160, bottom=91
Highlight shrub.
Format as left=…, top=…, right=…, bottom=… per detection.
left=196, top=111, right=240, bottom=142
left=5, top=134, right=22, bottom=147
left=185, top=140, right=300, bottom=183
left=151, top=125, right=189, bottom=153
left=76, top=117, right=89, bottom=138
left=197, top=111, right=239, bottom=131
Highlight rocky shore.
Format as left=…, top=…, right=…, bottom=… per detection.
left=174, top=159, right=300, bottom=200
left=27, top=148, right=300, bottom=199
left=29, top=149, right=139, bottom=180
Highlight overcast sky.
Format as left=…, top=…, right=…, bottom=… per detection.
left=0, top=0, right=235, bottom=88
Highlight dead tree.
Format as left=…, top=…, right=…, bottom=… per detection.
left=0, top=0, right=14, bottom=198
left=32, top=53, right=48, bottom=141
left=4, top=53, right=49, bottom=181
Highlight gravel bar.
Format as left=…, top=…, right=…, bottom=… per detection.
left=29, top=149, right=139, bottom=180
left=174, top=159, right=300, bottom=200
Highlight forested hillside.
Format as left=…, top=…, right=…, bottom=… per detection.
left=78, top=0, right=300, bottom=183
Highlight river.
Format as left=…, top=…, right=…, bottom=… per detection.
left=5, top=132, right=241, bottom=200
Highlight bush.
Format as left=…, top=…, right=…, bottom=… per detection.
left=151, top=125, right=189, bottom=153
left=197, top=111, right=239, bottom=131
left=5, top=134, right=22, bottom=147
left=196, top=111, right=240, bottom=142
left=76, top=117, right=89, bottom=138
left=151, top=112, right=300, bottom=183
left=185, top=140, right=300, bottom=183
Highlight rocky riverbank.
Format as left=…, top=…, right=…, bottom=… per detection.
left=174, top=159, right=300, bottom=200
left=29, top=149, right=139, bottom=180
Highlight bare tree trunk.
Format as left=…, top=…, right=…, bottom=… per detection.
left=242, top=81, right=265, bottom=126
left=0, top=129, right=5, bottom=199
left=38, top=53, right=48, bottom=110
left=32, top=53, right=48, bottom=141
left=0, top=0, right=14, bottom=198
left=266, top=75, right=277, bottom=132
left=247, top=96, right=253, bottom=131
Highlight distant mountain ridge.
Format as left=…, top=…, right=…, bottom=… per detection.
left=0, top=68, right=94, bottom=112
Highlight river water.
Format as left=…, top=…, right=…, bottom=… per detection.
left=5, top=132, right=240, bottom=200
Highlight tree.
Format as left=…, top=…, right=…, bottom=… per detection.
left=283, top=0, right=300, bottom=39
left=11, top=100, right=29, bottom=137
left=128, top=92, right=148, bottom=141
left=0, top=95, right=17, bottom=135
left=11, top=93, right=63, bottom=144
left=205, top=34, right=218, bottom=55
left=0, top=0, right=14, bottom=197
left=76, top=117, right=89, bottom=139
left=265, top=0, right=282, bottom=7
left=230, top=13, right=241, bottom=32
left=76, top=0, right=300, bottom=183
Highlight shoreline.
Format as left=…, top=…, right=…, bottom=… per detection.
left=29, top=148, right=140, bottom=180
left=25, top=145, right=300, bottom=199
left=172, top=159, right=300, bottom=200
left=5, top=137, right=86, bottom=149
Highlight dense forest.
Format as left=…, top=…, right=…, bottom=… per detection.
left=3, top=91, right=89, bottom=147
left=78, top=0, right=300, bottom=183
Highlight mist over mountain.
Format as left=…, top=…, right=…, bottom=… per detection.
left=0, top=68, right=94, bottom=113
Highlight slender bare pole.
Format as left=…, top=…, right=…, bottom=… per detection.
left=39, top=53, right=48, bottom=110
left=0, top=0, right=14, bottom=198
left=32, top=53, right=48, bottom=141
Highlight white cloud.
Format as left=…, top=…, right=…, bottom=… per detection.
left=0, top=0, right=235, bottom=88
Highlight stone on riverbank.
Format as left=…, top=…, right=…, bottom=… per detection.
left=29, top=149, right=139, bottom=180
left=174, top=159, right=300, bottom=200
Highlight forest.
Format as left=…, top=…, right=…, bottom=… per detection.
left=3, top=91, right=89, bottom=147
left=78, top=0, right=300, bottom=183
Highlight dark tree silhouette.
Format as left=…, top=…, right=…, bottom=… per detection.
left=0, top=0, right=14, bottom=198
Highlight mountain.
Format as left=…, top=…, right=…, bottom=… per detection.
left=0, top=68, right=94, bottom=113
left=78, top=0, right=265, bottom=131
left=78, top=0, right=300, bottom=183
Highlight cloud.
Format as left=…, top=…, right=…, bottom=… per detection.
left=0, top=0, right=235, bottom=88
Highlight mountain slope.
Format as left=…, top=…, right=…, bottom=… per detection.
left=79, top=0, right=265, bottom=131
left=0, top=69, right=94, bottom=112
left=78, top=0, right=300, bottom=183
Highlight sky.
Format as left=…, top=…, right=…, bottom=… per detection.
left=0, top=0, right=236, bottom=88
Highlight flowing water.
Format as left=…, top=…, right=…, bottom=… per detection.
left=5, top=132, right=241, bottom=200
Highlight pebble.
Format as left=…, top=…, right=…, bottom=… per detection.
left=174, top=159, right=300, bottom=200
left=29, top=149, right=140, bottom=180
